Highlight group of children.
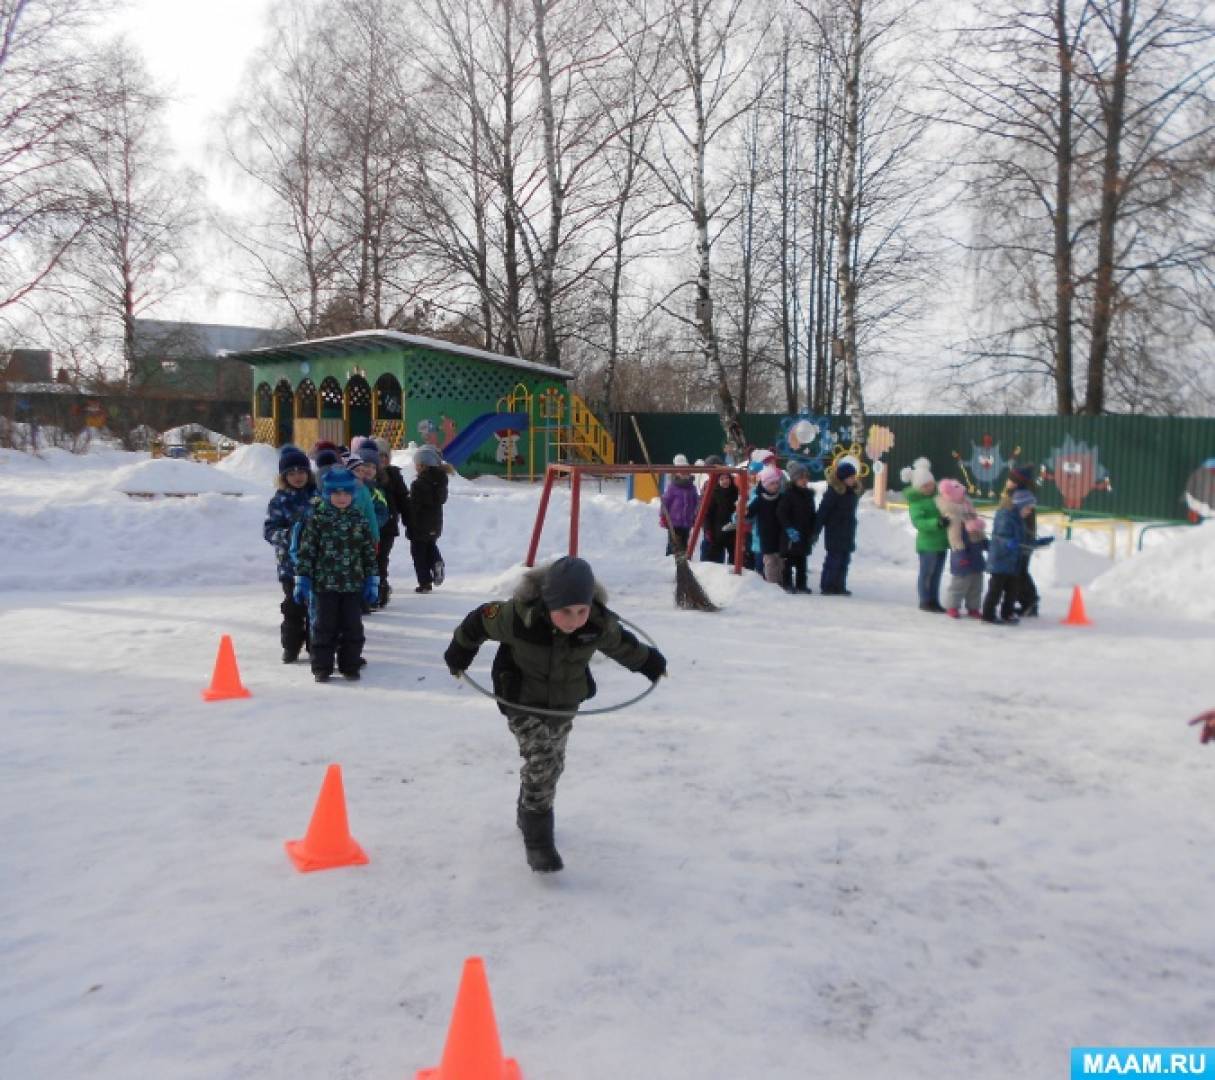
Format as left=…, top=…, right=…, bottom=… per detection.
left=902, top=456, right=1053, bottom=624
left=661, top=450, right=862, bottom=596
left=262, top=438, right=449, bottom=681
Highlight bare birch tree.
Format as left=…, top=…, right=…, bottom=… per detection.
left=224, top=0, right=340, bottom=337
left=0, top=0, right=112, bottom=317
left=60, top=39, right=200, bottom=380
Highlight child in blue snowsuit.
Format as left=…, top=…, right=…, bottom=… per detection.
left=263, top=446, right=316, bottom=663
left=982, top=487, right=1053, bottom=623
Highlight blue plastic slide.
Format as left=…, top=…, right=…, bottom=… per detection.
left=441, top=412, right=530, bottom=467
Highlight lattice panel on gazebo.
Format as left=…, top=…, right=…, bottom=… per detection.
left=373, top=419, right=405, bottom=449
left=253, top=418, right=276, bottom=444
left=347, top=378, right=372, bottom=407
left=405, top=352, right=521, bottom=401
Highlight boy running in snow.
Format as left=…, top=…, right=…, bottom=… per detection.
left=293, top=468, right=379, bottom=682
left=443, top=557, right=668, bottom=872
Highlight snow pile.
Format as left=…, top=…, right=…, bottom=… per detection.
left=215, top=441, right=281, bottom=488
left=1089, top=521, right=1215, bottom=620
left=110, top=457, right=259, bottom=497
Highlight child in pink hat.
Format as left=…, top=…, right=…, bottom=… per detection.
left=936, top=477, right=986, bottom=618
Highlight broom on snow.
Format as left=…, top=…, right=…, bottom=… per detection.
left=629, top=414, right=719, bottom=613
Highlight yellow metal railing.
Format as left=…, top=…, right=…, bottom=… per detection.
left=562, top=393, right=615, bottom=464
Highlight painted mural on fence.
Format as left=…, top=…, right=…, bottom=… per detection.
left=1184, top=459, right=1215, bottom=520
left=777, top=415, right=867, bottom=476
left=1042, top=435, right=1113, bottom=509
left=951, top=434, right=1020, bottom=498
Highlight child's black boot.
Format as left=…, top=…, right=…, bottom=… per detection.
left=518, top=807, right=563, bottom=872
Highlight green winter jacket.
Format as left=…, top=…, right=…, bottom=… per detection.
left=295, top=500, right=378, bottom=592
left=450, top=567, right=653, bottom=718
left=906, top=487, right=949, bottom=553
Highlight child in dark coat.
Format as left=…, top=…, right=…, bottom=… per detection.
left=1007, top=465, right=1043, bottom=616
left=701, top=466, right=739, bottom=563
left=293, top=468, right=379, bottom=681
left=778, top=460, right=817, bottom=593
left=817, top=461, right=861, bottom=595
left=372, top=439, right=410, bottom=608
left=408, top=444, right=449, bottom=593
left=745, top=464, right=786, bottom=584
left=443, top=557, right=667, bottom=872
left=263, top=446, right=316, bottom=663
left=982, top=487, right=1052, bottom=624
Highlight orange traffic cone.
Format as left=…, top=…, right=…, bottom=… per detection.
left=1061, top=585, right=1093, bottom=626
left=285, top=764, right=369, bottom=872
left=416, top=957, right=522, bottom=1080
left=201, top=634, right=252, bottom=701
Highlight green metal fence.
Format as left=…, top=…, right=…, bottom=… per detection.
left=615, top=413, right=1215, bottom=523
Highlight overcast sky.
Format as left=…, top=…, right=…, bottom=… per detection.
left=113, top=0, right=274, bottom=326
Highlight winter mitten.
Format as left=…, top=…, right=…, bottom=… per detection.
left=362, top=576, right=380, bottom=605
left=1189, top=709, right=1215, bottom=745
left=637, top=648, right=667, bottom=684
left=785, top=527, right=801, bottom=545
left=443, top=639, right=476, bottom=678
left=1036, top=536, right=1055, bottom=547
left=293, top=576, right=313, bottom=604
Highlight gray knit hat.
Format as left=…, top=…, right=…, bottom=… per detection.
left=541, top=556, right=596, bottom=610
left=786, top=460, right=809, bottom=481
left=415, top=444, right=442, bottom=467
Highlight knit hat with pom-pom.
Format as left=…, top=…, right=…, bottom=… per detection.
left=900, top=456, right=934, bottom=490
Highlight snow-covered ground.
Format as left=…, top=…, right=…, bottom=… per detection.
left=1, top=445, right=1212, bottom=1079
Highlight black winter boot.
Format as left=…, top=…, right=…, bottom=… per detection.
left=518, top=808, right=563, bottom=872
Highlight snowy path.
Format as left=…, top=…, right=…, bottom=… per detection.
left=1, top=448, right=1212, bottom=1078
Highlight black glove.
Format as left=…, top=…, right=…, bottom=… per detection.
left=939, top=516, right=950, bottom=529
left=444, top=639, right=476, bottom=677
left=637, top=648, right=667, bottom=684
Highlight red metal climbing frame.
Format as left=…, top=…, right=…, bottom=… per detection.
left=524, top=463, right=750, bottom=574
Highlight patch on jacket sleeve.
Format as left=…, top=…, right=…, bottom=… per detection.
left=482, top=602, right=501, bottom=620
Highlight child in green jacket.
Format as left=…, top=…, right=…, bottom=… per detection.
left=443, top=557, right=667, bottom=873
left=902, top=456, right=949, bottom=612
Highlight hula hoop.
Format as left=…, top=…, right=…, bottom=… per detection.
left=456, top=615, right=663, bottom=717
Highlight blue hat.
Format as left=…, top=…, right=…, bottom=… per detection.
left=355, top=446, right=381, bottom=469
left=278, top=445, right=310, bottom=475
left=836, top=461, right=857, bottom=481
left=321, top=468, right=357, bottom=497
left=314, top=448, right=340, bottom=469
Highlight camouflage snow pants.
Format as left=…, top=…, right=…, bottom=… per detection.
left=508, top=713, right=574, bottom=813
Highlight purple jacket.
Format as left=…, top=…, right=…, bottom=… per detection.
left=661, top=477, right=700, bottom=529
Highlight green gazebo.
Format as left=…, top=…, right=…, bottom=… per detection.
left=230, top=330, right=612, bottom=477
